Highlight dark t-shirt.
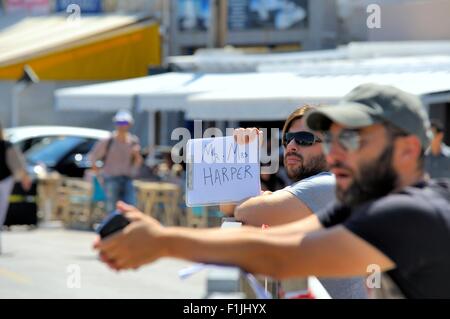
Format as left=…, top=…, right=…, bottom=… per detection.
left=318, top=180, right=450, bottom=299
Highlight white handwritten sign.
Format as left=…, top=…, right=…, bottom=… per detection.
left=186, top=136, right=261, bottom=206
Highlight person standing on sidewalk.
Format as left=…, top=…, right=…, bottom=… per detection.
left=89, top=110, right=143, bottom=214
left=0, top=121, right=32, bottom=253
left=425, top=119, right=450, bottom=179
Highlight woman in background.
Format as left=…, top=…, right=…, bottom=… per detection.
left=0, top=121, right=32, bottom=248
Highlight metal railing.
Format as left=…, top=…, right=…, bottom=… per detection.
left=205, top=218, right=331, bottom=299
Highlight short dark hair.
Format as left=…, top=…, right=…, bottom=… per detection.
left=430, top=119, right=444, bottom=133
left=281, top=105, right=315, bottom=146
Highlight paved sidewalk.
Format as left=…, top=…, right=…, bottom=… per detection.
left=0, top=228, right=207, bottom=299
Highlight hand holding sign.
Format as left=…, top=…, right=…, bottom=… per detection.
left=186, top=134, right=261, bottom=206
left=234, top=127, right=264, bottom=147
left=218, top=128, right=264, bottom=214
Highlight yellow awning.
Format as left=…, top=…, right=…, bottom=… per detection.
left=0, top=15, right=161, bottom=81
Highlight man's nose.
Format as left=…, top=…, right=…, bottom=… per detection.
left=326, top=138, right=346, bottom=166
left=285, top=138, right=299, bottom=152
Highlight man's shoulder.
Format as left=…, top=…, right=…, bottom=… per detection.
left=129, top=134, right=140, bottom=145
left=355, top=183, right=449, bottom=221
left=94, top=137, right=111, bottom=146
left=283, top=172, right=336, bottom=213
left=362, top=193, right=425, bottom=214
left=107, top=134, right=139, bottom=146
left=290, top=172, right=336, bottom=189
left=305, top=171, right=335, bottom=181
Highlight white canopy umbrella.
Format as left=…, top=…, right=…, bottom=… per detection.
left=185, top=71, right=450, bottom=120
left=55, top=69, right=450, bottom=123
left=55, top=73, right=195, bottom=111
left=137, top=72, right=281, bottom=111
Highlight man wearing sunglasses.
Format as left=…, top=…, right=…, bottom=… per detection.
left=223, top=106, right=334, bottom=228
left=95, top=84, right=450, bottom=298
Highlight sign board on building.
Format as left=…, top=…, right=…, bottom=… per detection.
left=55, top=0, right=102, bottom=13
left=5, top=0, right=50, bottom=15
left=177, top=0, right=210, bottom=31
left=177, top=0, right=308, bottom=33
left=228, top=0, right=308, bottom=31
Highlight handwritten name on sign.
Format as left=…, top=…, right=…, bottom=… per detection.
left=186, top=136, right=261, bottom=206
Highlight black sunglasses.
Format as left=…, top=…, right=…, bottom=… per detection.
left=283, top=131, right=322, bottom=147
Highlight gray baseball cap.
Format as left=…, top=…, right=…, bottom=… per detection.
left=305, top=83, right=432, bottom=149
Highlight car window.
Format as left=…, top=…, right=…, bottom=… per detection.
left=16, top=137, right=48, bottom=153
left=60, top=138, right=98, bottom=165
left=72, top=139, right=97, bottom=155
left=25, top=136, right=85, bottom=167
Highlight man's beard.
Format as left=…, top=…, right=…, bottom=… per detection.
left=284, top=152, right=328, bottom=181
left=334, top=143, right=399, bottom=207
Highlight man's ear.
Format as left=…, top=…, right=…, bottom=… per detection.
left=395, top=136, right=422, bottom=164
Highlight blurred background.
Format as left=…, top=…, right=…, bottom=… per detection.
left=0, top=0, right=450, bottom=298
left=1, top=0, right=450, bottom=225
left=1, top=0, right=449, bottom=147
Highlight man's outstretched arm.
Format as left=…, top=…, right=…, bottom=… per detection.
left=162, top=225, right=395, bottom=279
left=95, top=203, right=394, bottom=279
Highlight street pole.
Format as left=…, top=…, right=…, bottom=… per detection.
left=11, top=65, right=39, bottom=127
left=208, top=0, right=217, bottom=48
left=161, top=0, right=172, bottom=64
left=208, top=0, right=228, bottom=48
left=11, top=82, right=27, bottom=127
left=218, top=0, right=228, bottom=48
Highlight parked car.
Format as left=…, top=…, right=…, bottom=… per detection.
left=5, top=126, right=111, bottom=153
left=4, top=126, right=110, bottom=228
